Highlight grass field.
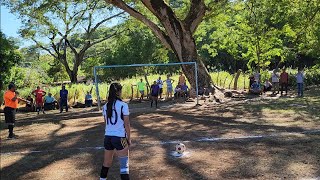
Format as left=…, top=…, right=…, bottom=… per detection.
left=1, top=87, right=320, bottom=179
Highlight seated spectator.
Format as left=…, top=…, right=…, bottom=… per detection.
left=85, top=91, right=93, bottom=107
left=250, top=81, right=262, bottom=95
left=263, top=80, right=273, bottom=92
left=44, top=93, right=57, bottom=110
left=174, top=85, right=182, bottom=98
left=26, top=95, right=34, bottom=112
left=181, top=84, right=189, bottom=98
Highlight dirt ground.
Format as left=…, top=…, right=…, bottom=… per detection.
left=1, top=87, right=320, bottom=180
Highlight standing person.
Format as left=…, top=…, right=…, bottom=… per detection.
left=271, top=70, right=280, bottom=94
left=296, top=68, right=304, bottom=97
left=59, top=85, right=68, bottom=113
left=3, top=83, right=29, bottom=139
left=280, top=68, right=289, bottom=96
left=32, top=86, right=46, bottom=114
left=165, top=74, right=174, bottom=99
left=253, top=70, right=260, bottom=83
left=26, top=95, right=34, bottom=112
left=150, top=81, right=160, bottom=108
left=156, top=76, right=163, bottom=99
left=137, top=79, right=145, bottom=101
left=178, top=72, right=186, bottom=86
left=100, top=83, right=131, bottom=180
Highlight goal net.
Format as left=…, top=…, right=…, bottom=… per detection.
left=93, top=62, right=199, bottom=110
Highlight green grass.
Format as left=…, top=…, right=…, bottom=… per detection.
left=16, top=72, right=250, bottom=103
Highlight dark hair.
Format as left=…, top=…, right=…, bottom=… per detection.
left=8, top=83, right=15, bottom=90
left=107, top=83, right=122, bottom=119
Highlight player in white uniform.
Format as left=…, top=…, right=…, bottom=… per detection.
left=100, top=83, right=131, bottom=180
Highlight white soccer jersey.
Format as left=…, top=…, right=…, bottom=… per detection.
left=102, top=100, right=129, bottom=137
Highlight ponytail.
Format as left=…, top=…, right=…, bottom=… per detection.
left=107, top=83, right=122, bottom=119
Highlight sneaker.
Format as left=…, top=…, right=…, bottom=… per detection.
left=43, top=111, right=46, bottom=114
left=7, top=134, right=19, bottom=139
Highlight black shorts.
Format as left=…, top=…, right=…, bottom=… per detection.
left=4, top=107, right=16, bottom=124
left=104, top=136, right=128, bottom=150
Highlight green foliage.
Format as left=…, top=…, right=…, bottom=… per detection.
left=0, top=32, right=21, bottom=91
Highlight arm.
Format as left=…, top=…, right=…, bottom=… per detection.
left=43, top=91, right=47, bottom=96
left=123, top=116, right=131, bottom=145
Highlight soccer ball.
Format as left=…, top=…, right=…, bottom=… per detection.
left=175, top=143, right=186, bottom=154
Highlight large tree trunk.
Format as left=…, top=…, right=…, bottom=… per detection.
left=106, top=0, right=213, bottom=89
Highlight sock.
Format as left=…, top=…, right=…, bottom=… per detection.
left=151, top=100, right=153, bottom=107
left=8, top=125, right=14, bottom=136
left=119, top=156, right=129, bottom=176
left=155, top=100, right=158, bottom=107
left=120, top=174, right=130, bottom=180
left=100, top=166, right=109, bottom=179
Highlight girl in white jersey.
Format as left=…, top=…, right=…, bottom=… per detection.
left=100, top=83, right=131, bottom=180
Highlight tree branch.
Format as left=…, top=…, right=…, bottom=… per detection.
left=105, top=0, right=173, bottom=50
left=88, top=11, right=125, bottom=36
left=31, top=38, right=57, bottom=59
left=183, top=0, right=207, bottom=33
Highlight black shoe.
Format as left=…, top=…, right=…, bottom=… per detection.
left=7, top=134, right=19, bottom=139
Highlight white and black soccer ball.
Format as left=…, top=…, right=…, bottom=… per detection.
left=175, top=143, right=186, bottom=154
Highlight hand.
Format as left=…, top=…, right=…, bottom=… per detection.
left=127, top=139, right=132, bottom=146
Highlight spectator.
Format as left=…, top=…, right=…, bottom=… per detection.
left=271, top=70, right=280, bottom=94
left=178, top=72, right=186, bottom=86
left=250, top=80, right=262, bottom=95
left=156, top=77, right=163, bottom=99
left=137, top=79, right=145, bottom=101
left=26, top=95, right=34, bottom=112
left=85, top=91, right=93, bottom=107
left=296, top=68, right=304, bottom=97
left=263, top=80, right=273, bottom=93
left=44, top=93, right=57, bottom=110
left=165, top=74, right=174, bottom=99
left=181, top=84, right=189, bottom=98
left=60, top=85, right=68, bottom=113
left=280, top=68, right=289, bottom=96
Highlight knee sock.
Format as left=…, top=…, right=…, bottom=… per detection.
left=119, top=156, right=129, bottom=180
left=100, top=166, right=109, bottom=179
left=120, top=174, right=130, bottom=180
left=8, top=125, right=14, bottom=136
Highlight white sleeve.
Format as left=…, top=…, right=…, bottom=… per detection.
left=102, top=105, right=107, bottom=119
left=122, top=103, right=130, bottom=116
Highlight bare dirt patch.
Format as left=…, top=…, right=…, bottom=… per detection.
left=1, top=88, right=319, bottom=179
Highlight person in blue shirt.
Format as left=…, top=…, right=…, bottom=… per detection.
left=150, top=81, right=160, bottom=108
left=44, top=93, right=57, bottom=110
left=250, top=80, right=262, bottom=95
left=181, top=83, right=189, bottom=98
left=59, top=85, right=68, bottom=113
left=85, top=91, right=93, bottom=107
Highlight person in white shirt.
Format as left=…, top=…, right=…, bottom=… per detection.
left=271, top=70, right=280, bottom=94
left=156, top=76, right=163, bottom=99
left=296, top=68, right=304, bottom=97
left=100, top=83, right=131, bottom=180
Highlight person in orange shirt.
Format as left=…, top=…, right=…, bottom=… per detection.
left=3, top=83, right=29, bottom=139
left=178, top=72, right=186, bottom=86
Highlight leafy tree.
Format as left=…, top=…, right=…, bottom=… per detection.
left=105, top=0, right=226, bottom=88
left=0, top=32, right=21, bottom=91
left=4, top=0, right=125, bottom=82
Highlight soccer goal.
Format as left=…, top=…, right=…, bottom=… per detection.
left=93, top=62, right=199, bottom=110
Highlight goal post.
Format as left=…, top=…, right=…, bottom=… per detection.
left=93, top=62, right=199, bottom=110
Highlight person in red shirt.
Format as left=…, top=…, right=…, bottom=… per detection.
left=32, top=86, right=46, bottom=114
left=280, top=68, right=289, bottom=96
